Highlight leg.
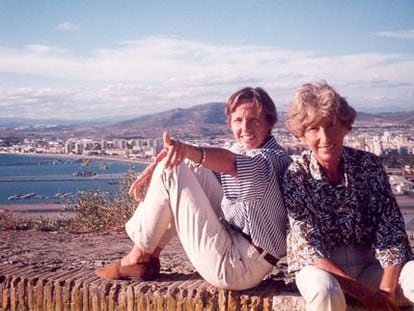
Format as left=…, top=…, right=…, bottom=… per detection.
left=96, top=161, right=180, bottom=281
left=99, top=161, right=271, bottom=288
left=296, top=265, right=346, bottom=311
left=399, top=260, right=414, bottom=305
left=160, top=162, right=272, bottom=289
left=124, top=161, right=223, bottom=253
left=357, top=258, right=414, bottom=307
left=97, top=162, right=215, bottom=281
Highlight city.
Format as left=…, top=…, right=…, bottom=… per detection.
left=1, top=122, right=413, bottom=196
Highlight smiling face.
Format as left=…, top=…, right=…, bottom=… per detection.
left=302, top=119, right=349, bottom=171
left=230, top=102, right=272, bottom=151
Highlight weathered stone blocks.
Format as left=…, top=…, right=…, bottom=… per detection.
left=1, top=263, right=370, bottom=311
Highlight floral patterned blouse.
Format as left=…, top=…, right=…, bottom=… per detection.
left=283, top=146, right=413, bottom=273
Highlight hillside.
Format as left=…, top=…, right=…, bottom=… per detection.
left=107, top=102, right=228, bottom=139
left=1, top=103, right=413, bottom=139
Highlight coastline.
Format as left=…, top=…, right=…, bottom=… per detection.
left=2, top=195, right=414, bottom=214
left=0, top=152, right=149, bottom=206
left=0, top=203, right=75, bottom=219
left=0, top=151, right=152, bottom=165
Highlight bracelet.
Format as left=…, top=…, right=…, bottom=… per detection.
left=194, top=147, right=206, bottom=168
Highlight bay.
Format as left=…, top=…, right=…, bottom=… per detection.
left=0, top=153, right=146, bottom=205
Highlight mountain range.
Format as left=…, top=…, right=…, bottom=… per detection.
left=1, top=102, right=413, bottom=140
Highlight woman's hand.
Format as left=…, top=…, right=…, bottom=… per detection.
left=163, top=131, right=188, bottom=169
left=128, top=149, right=167, bottom=202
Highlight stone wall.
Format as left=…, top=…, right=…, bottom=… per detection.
left=0, top=263, right=374, bottom=311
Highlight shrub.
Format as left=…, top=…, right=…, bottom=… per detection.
left=0, top=211, right=71, bottom=231
left=1, top=168, right=139, bottom=232
left=69, top=169, right=138, bottom=232
left=0, top=210, right=15, bottom=230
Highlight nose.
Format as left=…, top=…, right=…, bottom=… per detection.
left=241, top=119, right=250, bottom=131
left=318, top=127, right=331, bottom=142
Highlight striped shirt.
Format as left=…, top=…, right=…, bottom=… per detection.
left=220, top=136, right=292, bottom=260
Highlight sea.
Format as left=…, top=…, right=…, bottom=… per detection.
left=0, top=153, right=146, bottom=205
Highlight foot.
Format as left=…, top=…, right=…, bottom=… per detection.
left=95, top=257, right=160, bottom=281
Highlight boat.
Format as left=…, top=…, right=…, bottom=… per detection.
left=100, top=163, right=109, bottom=170
left=20, top=192, right=37, bottom=199
left=72, top=171, right=97, bottom=177
left=8, top=194, right=20, bottom=200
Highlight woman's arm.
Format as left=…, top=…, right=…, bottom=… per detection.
left=379, top=264, right=402, bottom=298
left=371, top=156, right=411, bottom=268
left=163, top=131, right=237, bottom=176
left=128, top=149, right=167, bottom=201
left=283, top=160, right=398, bottom=310
left=129, top=131, right=237, bottom=201
left=314, top=259, right=398, bottom=310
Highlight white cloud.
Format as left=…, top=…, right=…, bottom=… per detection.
left=56, top=21, right=81, bottom=31
left=375, top=29, right=414, bottom=40
left=0, top=37, right=413, bottom=119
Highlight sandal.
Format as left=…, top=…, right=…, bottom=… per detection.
left=95, top=256, right=160, bottom=281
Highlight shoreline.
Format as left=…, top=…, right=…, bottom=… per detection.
left=2, top=199, right=414, bottom=233
left=0, top=203, right=73, bottom=219
left=0, top=151, right=152, bottom=165
left=2, top=196, right=414, bottom=211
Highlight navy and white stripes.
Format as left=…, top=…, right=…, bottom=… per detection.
left=220, top=136, right=292, bottom=259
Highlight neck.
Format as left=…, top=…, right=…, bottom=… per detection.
left=323, top=165, right=344, bottom=185
left=321, top=163, right=344, bottom=185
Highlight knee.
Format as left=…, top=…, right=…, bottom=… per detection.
left=296, top=265, right=345, bottom=308
left=400, top=260, right=414, bottom=302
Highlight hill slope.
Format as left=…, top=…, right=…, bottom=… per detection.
left=1, top=103, right=413, bottom=139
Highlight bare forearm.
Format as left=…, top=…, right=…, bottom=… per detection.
left=162, top=132, right=237, bottom=175
left=314, top=259, right=368, bottom=301
left=380, top=264, right=402, bottom=297
left=184, top=144, right=237, bottom=176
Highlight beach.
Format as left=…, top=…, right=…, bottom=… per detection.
left=2, top=195, right=414, bottom=232
left=0, top=151, right=152, bottom=165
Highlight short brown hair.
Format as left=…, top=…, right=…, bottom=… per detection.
left=286, top=82, right=356, bottom=138
left=225, top=87, right=277, bottom=128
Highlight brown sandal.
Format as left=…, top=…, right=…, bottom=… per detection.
left=95, top=257, right=160, bottom=281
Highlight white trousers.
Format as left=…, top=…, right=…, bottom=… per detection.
left=125, top=161, right=273, bottom=290
left=295, top=247, right=414, bottom=311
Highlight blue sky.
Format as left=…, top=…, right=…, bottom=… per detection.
left=0, top=0, right=413, bottom=120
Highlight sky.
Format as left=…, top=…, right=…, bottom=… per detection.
left=0, top=0, right=413, bottom=120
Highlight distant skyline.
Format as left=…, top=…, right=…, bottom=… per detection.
left=0, top=0, right=413, bottom=120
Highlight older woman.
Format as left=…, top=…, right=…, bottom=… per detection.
left=96, top=87, right=291, bottom=290
left=283, top=82, right=414, bottom=310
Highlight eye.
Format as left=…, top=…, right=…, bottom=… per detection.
left=306, top=126, right=318, bottom=132
left=232, top=117, right=242, bottom=124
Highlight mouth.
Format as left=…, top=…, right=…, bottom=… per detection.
left=318, top=144, right=335, bottom=150
left=241, top=134, right=255, bottom=142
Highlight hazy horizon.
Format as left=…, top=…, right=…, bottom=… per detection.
left=1, top=102, right=414, bottom=127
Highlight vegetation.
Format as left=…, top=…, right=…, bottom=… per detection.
left=0, top=169, right=139, bottom=232
left=0, top=210, right=72, bottom=231
left=69, top=169, right=137, bottom=232
left=3, top=150, right=412, bottom=232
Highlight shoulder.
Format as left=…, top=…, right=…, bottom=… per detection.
left=249, top=136, right=289, bottom=158
left=284, top=150, right=311, bottom=182
left=344, top=147, right=382, bottom=170
left=288, top=150, right=311, bottom=172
